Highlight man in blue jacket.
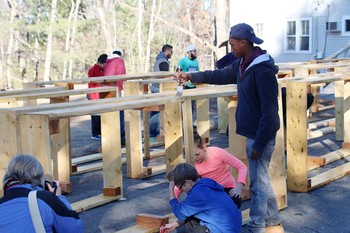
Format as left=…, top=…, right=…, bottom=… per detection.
left=161, top=163, right=241, bottom=233
left=0, top=154, right=83, bottom=233
left=176, top=23, right=283, bottom=233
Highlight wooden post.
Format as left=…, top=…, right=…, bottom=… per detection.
left=101, top=111, right=122, bottom=196
left=217, top=97, right=228, bottom=133
left=0, top=111, right=20, bottom=196
left=227, top=96, right=248, bottom=186
left=286, top=82, right=308, bottom=192
left=182, top=97, right=194, bottom=164
left=342, top=80, right=350, bottom=149
left=124, top=82, right=143, bottom=178
left=50, top=118, right=71, bottom=193
left=49, top=96, right=71, bottom=193
left=196, top=99, right=210, bottom=145
left=19, top=115, right=53, bottom=178
left=335, top=80, right=344, bottom=141
left=270, top=85, right=287, bottom=208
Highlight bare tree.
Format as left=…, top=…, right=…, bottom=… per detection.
left=62, top=0, right=75, bottom=80
left=43, top=0, right=57, bottom=82
left=68, top=0, right=81, bottom=79
left=137, top=0, right=144, bottom=70
left=6, top=0, right=18, bottom=88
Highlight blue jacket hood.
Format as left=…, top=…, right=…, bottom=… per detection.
left=156, top=51, right=168, bottom=61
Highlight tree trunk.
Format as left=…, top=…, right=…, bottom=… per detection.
left=0, top=38, right=4, bottom=89
left=215, top=0, right=228, bottom=60
left=144, top=0, right=157, bottom=72
left=68, top=0, right=81, bottom=79
left=96, top=0, right=112, bottom=54
left=62, top=0, right=75, bottom=80
left=137, top=0, right=144, bottom=71
left=6, top=0, right=18, bottom=89
left=43, top=0, right=57, bottom=82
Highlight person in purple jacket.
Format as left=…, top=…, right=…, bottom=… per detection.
left=0, top=154, right=83, bottom=233
left=160, top=163, right=241, bottom=233
left=176, top=23, right=284, bottom=233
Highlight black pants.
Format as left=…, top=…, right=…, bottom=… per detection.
left=91, top=115, right=101, bottom=137
left=184, top=217, right=210, bottom=233
left=224, top=188, right=242, bottom=209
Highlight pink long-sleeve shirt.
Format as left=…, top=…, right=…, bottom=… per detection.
left=175, top=146, right=247, bottom=199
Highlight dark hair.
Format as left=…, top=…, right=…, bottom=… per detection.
left=113, top=50, right=122, bottom=56
left=162, top=44, right=173, bottom=52
left=171, top=163, right=199, bottom=187
left=193, top=131, right=205, bottom=149
left=97, top=54, right=108, bottom=64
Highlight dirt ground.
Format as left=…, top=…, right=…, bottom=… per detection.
left=65, top=88, right=350, bottom=233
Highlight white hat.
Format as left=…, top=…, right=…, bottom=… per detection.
left=186, top=44, right=196, bottom=52
left=113, top=48, right=123, bottom=56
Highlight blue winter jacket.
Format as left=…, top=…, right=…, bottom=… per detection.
left=191, top=53, right=280, bottom=153
left=0, top=184, right=83, bottom=233
left=170, top=178, right=241, bottom=233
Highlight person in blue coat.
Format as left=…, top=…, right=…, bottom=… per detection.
left=0, top=154, right=83, bottom=233
left=160, top=163, right=241, bottom=233
left=176, top=23, right=284, bottom=233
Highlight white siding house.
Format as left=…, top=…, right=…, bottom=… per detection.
left=230, top=0, right=350, bottom=62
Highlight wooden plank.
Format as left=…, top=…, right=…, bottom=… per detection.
left=136, top=213, right=169, bottom=228
left=71, top=146, right=165, bottom=165
left=308, top=118, right=335, bottom=129
left=32, top=71, right=174, bottom=87
left=71, top=194, right=121, bottom=213
left=307, top=127, right=335, bottom=139
left=322, top=149, right=350, bottom=164
left=0, top=86, right=65, bottom=96
left=73, top=157, right=167, bottom=176
left=286, top=82, right=309, bottom=192
left=308, top=162, right=350, bottom=190
left=116, top=225, right=158, bottom=233
left=241, top=209, right=251, bottom=226
left=308, top=156, right=326, bottom=166
left=0, top=86, right=118, bottom=102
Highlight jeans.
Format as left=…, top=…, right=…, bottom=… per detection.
left=246, top=138, right=282, bottom=233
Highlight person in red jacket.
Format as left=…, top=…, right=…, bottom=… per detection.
left=88, top=54, right=108, bottom=139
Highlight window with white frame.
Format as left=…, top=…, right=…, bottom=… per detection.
left=342, top=16, right=350, bottom=36
left=285, top=18, right=311, bottom=53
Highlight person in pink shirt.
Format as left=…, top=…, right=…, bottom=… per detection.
left=175, top=131, right=247, bottom=209
left=103, top=49, right=126, bottom=145
left=103, top=49, right=126, bottom=96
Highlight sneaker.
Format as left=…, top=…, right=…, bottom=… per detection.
left=91, top=135, right=101, bottom=140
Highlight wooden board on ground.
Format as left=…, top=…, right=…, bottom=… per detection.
left=71, top=194, right=121, bottom=213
